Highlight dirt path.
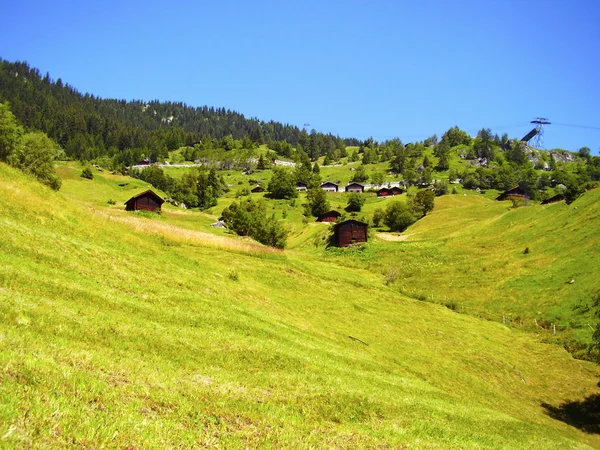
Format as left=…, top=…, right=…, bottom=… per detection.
left=376, top=232, right=410, bottom=241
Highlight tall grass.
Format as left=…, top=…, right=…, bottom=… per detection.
left=1, top=163, right=599, bottom=448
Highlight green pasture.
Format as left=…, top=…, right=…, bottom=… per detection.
left=1, top=162, right=599, bottom=448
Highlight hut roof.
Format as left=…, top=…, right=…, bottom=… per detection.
left=124, top=190, right=165, bottom=206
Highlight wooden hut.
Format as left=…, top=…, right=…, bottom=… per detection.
left=496, top=186, right=528, bottom=201
left=320, top=181, right=339, bottom=192
left=333, top=219, right=368, bottom=247
left=317, top=210, right=341, bottom=223
left=296, top=182, right=308, bottom=192
left=125, top=190, right=165, bottom=212
left=251, top=185, right=264, bottom=193
left=377, top=186, right=403, bottom=197
left=541, top=193, right=565, bottom=205
left=345, top=182, right=364, bottom=193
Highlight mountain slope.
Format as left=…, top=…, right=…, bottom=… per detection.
left=356, top=191, right=600, bottom=350
left=0, top=164, right=599, bottom=448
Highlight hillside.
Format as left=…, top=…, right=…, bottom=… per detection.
left=1, top=163, right=600, bottom=448
left=0, top=59, right=353, bottom=163
left=329, top=190, right=600, bottom=351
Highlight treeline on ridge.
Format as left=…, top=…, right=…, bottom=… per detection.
left=0, top=59, right=358, bottom=167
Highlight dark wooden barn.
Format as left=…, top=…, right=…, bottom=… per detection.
left=541, top=193, right=565, bottom=205
left=125, top=190, right=165, bottom=212
left=317, top=210, right=341, bottom=223
left=377, top=186, right=403, bottom=197
left=496, top=186, right=528, bottom=201
left=345, top=182, right=364, bottom=193
left=251, top=185, right=264, bottom=193
left=333, top=219, right=368, bottom=247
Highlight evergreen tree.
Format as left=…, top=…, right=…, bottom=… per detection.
left=268, top=167, right=297, bottom=199
left=0, top=102, right=23, bottom=161
left=306, top=187, right=330, bottom=217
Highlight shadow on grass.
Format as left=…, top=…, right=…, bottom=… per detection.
left=542, top=394, right=600, bottom=434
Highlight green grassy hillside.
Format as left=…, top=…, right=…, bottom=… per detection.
left=1, top=164, right=599, bottom=448
left=351, top=191, right=600, bottom=350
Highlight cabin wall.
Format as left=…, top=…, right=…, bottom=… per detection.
left=336, top=222, right=367, bottom=246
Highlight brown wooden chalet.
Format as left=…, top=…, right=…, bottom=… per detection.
left=377, top=186, right=404, bottom=197
left=320, top=181, right=339, bottom=192
left=496, top=186, right=528, bottom=201
left=333, top=219, right=368, bottom=247
left=541, top=193, right=565, bottom=205
left=317, top=210, right=341, bottom=223
left=345, top=182, right=364, bottom=193
left=125, top=190, right=165, bottom=212
left=251, top=185, right=264, bottom=193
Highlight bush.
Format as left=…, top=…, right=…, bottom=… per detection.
left=221, top=198, right=287, bottom=248
left=372, top=208, right=384, bottom=227
left=384, top=201, right=416, bottom=232
left=236, top=187, right=251, bottom=197
left=9, top=131, right=61, bottom=190
left=408, top=189, right=435, bottom=217
left=81, top=167, right=94, bottom=179
left=346, top=193, right=365, bottom=212
left=227, top=268, right=239, bottom=281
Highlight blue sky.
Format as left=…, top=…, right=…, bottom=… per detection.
left=1, top=0, right=599, bottom=151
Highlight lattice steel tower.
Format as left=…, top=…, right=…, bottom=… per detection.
left=529, top=118, right=551, bottom=148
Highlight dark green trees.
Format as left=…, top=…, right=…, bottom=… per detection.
left=267, top=167, right=297, bottom=199
left=0, top=102, right=22, bottom=161
left=9, top=131, right=62, bottom=190
left=0, top=103, right=61, bottom=190
left=346, top=193, right=366, bottom=212
left=306, top=187, right=330, bottom=217
left=383, top=202, right=416, bottom=232
left=221, top=198, right=287, bottom=248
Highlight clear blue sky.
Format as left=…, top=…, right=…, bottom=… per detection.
left=1, top=0, right=599, bottom=151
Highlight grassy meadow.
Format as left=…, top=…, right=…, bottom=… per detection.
left=1, top=162, right=599, bottom=448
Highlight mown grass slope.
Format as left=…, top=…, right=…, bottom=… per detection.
left=1, top=164, right=599, bottom=448
left=353, top=191, right=600, bottom=350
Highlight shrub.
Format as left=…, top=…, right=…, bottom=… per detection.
left=9, top=131, right=61, bottom=190
left=372, top=208, right=384, bottom=227
left=81, top=167, right=94, bottom=179
left=236, top=187, right=250, bottom=197
left=384, top=201, right=416, bottom=232
left=227, top=268, right=239, bottom=281
left=221, top=198, right=287, bottom=248
left=346, top=193, right=366, bottom=212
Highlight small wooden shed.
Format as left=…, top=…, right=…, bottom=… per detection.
left=333, top=219, right=368, bottom=247
left=251, top=185, right=264, bottom=193
left=317, top=210, right=341, bottom=223
left=541, top=193, right=565, bottom=205
left=496, top=186, right=528, bottom=201
left=296, top=182, right=308, bottom=192
left=345, top=182, right=365, bottom=193
left=125, top=190, right=165, bottom=212
left=377, top=186, right=403, bottom=197
left=321, top=181, right=339, bottom=192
